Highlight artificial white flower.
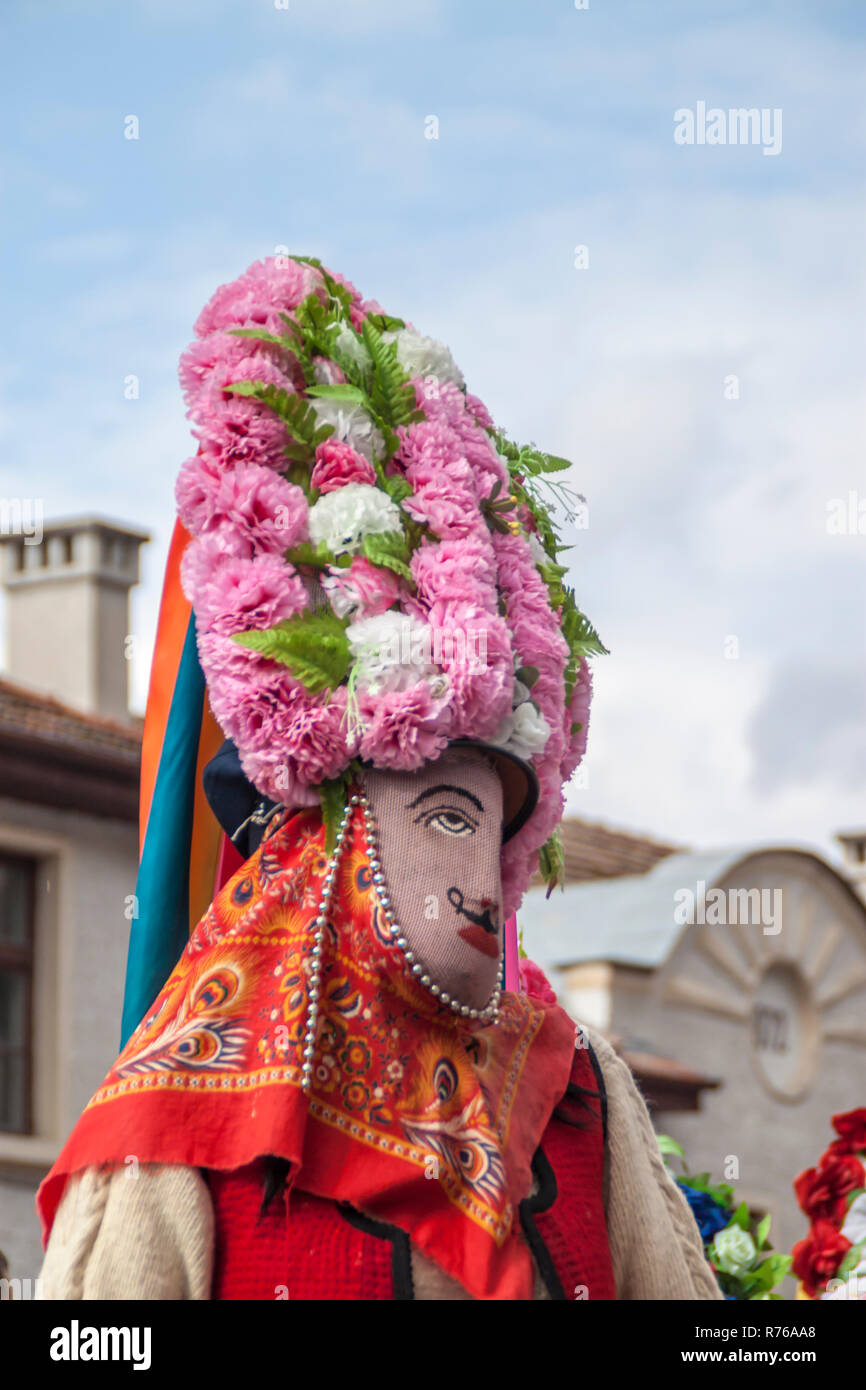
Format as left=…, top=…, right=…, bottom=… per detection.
left=308, top=483, right=401, bottom=557
left=492, top=700, right=550, bottom=761
left=381, top=327, right=464, bottom=388
left=347, top=612, right=438, bottom=695
left=334, top=323, right=373, bottom=372
left=527, top=532, right=550, bottom=568
left=311, top=357, right=344, bottom=386
left=711, top=1226, right=756, bottom=1278
left=309, top=399, right=384, bottom=463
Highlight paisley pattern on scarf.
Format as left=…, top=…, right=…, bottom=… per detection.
left=38, top=804, right=577, bottom=1300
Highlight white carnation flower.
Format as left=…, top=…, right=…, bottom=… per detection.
left=381, top=327, right=464, bottom=387
left=309, top=398, right=384, bottom=463
left=347, top=612, right=437, bottom=695
left=311, top=358, right=343, bottom=386
left=493, top=700, right=550, bottom=761
left=334, top=323, right=373, bottom=372
left=308, top=483, right=401, bottom=557
left=527, top=533, right=549, bottom=568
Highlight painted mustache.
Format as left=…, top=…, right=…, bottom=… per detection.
left=447, top=887, right=498, bottom=935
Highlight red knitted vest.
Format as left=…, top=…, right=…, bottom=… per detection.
left=207, top=1036, right=615, bottom=1301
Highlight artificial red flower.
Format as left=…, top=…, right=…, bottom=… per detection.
left=518, top=957, right=557, bottom=1004
left=791, top=1220, right=852, bottom=1298
left=794, top=1153, right=865, bottom=1224
left=311, top=439, right=376, bottom=493
left=832, top=1108, right=866, bottom=1152
left=825, top=1136, right=858, bottom=1159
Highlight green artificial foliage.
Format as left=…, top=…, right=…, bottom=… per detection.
left=285, top=539, right=335, bottom=569
left=360, top=530, right=413, bottom=582
left=538, top=829, right=564, bottom=895
left=319, top=771, right=352, bottom=854
left=231, top=611, right=351, bottom=694
left=360, top=317, right=426, bottom=455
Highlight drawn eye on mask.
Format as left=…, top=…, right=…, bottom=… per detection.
left=413, top=805, right=478, bottom=837
left=407, top=784, right=484, bottom=839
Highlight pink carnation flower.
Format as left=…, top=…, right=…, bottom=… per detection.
left=354, top=680, right=451, bottom=771
left=518, top=957, right=557, bottom=1004
left=360, top=295, right=386, bottom=317
left=182, top=541, right=308, bottom=637
left=426, top=599, right=513, bottom=740
left=209, top=679, right=350, bottom=809
left=561, top=659, right=592, bottom=781
left=311, top=439, right=377, bottom=493
left=321, top=556, right=403, bottom=619
left=179, top=331, right=303, bottom=408
left=193, top=258, right=321, bottom=339
left=176, top=455, right=308, bottom=557
left=410, top=534, right=498, bottom=608
left=403, top=478, right=479, bottom=539
left=187, top=356, right=299, bottom=473
left=197, top=628, right=277, bottom=690
left=410, top=379, right=508, bottom=496
left=464, top=390, right=495, bottom=431
left=238, top=744, right=322, bottom=810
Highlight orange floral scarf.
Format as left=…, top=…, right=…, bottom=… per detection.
left=38, top=804, right=577, bottom=1300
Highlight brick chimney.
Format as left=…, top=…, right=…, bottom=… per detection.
left=0, top=515, right=149, bottom=720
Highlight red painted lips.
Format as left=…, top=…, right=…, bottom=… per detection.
left=458, top=923, right=500, bottom=959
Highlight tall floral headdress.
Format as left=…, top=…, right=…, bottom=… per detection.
left=176, top=254, right=606, bottom=918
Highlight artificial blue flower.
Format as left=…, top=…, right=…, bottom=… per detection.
left=679, top=1184, right=730, bottom=1243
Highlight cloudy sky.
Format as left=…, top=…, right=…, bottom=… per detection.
left=2, top=0, right=864, bottom=864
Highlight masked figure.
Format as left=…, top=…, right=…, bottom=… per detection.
left=36, top=256, right=720, bottom=1301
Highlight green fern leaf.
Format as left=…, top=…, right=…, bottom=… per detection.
left=228, top=326, right=290, bottom=348
left=360, top=530, right=413, bottom=582
left=365, top=312, right=407, bottom=333
left=360, top=318, right=422, bottom=432
left=286, top=539, right=334, bottom=568
left=231, top=612, right=350, bottom=694
left=306, top=383, right=374, bottom=409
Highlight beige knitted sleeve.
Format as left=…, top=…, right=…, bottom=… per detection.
left=583, top=1025, right=724, bottom=1301
left=38, top=1164, right=214, bottom=1301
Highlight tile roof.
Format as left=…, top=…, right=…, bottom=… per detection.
left=0, top=676, right=142, bottom=764
left=541, top=816, right=682, bottom=884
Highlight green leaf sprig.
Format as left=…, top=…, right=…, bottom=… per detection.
left=231, top=610, right=351, bottom=694
left=538, top=829, right=564, bottom=895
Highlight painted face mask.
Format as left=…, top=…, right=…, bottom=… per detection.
left=362, top=749, right=504, bottom=1011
